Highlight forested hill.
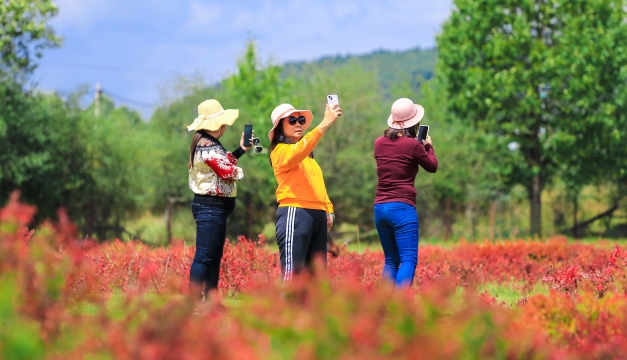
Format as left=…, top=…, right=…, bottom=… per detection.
left=281, top=47, right=437, bottom=95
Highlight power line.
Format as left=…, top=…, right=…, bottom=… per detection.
left=103, top=89, right=155, bottom=108
left=44, top=61, right=178, bottom=76
left=83, top=85, right=156, bottom=109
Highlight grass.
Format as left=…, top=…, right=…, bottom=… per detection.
left=121, top=208, right=627, bottom=249
left=571, top=237, right=627, bottom=248
left=332, top=235, right=627, bottom=255
left=477, top=281, right=549, bottom=306
left=344, top=236, right=465, bottom=253
left=224, top=298, right=243, bottom=307
left=444, top=281, right=549, bottom=314
left=123, top=210, right=196, bottom=246
left=345, top=241, right=381, bottom=253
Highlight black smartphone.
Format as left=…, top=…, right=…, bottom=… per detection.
left=418, top=125, right=429, bottom=141
left=243, top=124, right=252, bottom=147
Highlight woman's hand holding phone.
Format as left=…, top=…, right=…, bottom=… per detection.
left=317, top=102, right=342, bottom=134
left=240, top=130, right=254, bottom=151
left=422, top=135, right=432, bottom=147
left=324, top=103, right=342, bottom=121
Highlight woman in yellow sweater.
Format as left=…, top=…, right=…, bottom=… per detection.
left=268, top=102, right=342, bottom=281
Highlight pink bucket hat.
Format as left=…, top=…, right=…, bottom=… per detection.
left=387, top=98, right=425, bottom=129
left=268, top=103, right=313, bottom=141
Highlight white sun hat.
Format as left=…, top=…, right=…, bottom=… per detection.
left=268, top=103, right=313, bottom=141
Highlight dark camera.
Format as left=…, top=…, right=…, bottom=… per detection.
left=252, top=137, right=262, bottom=154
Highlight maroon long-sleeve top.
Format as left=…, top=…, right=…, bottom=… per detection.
left=374, top=135, right=438, bottom=207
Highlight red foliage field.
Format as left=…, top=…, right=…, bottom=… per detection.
left=2, top=192, right=627, bottom=359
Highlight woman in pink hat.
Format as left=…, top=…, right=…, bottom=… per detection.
left=374, top=98, right=438, bottom=288
left=268, top=102, right=342, bottom=281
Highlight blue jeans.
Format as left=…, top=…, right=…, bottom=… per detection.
left=189, top=200, right=235, bottom=297
left=374, top=202, right=419, bottom=288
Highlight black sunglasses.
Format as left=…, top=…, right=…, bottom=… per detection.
left=286, top=115, right=306, bottom=126
left=252, top=137, right=262, bottom=154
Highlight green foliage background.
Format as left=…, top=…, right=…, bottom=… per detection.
left=2, top=0, right=627, bottom=243
left=436, top=0, right=627, bottom=236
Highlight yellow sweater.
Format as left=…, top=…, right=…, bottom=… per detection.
left=270, top=128, right=334, bottom=214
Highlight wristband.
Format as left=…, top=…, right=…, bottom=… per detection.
left=328, top=213, right=335, bottom=221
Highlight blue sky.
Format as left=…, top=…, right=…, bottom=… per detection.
left=35, top=0, right=453, bottom=117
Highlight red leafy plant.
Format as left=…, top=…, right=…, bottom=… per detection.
left=3, top=192, right=627, bottom=359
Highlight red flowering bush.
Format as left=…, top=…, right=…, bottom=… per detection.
left=3, top=192, right=627, bottom=359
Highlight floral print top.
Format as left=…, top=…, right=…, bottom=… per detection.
left=189, top=135, right=244, bottom=197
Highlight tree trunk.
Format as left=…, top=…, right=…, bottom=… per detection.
left=86, top=203, right=94, bottom=239
left=572, top=194, right=578, bottom=239
left=165, top=200, right=173, bottom=246
left=246, top=192, right=253, bottom=240
left=529, top=174, right=543, bottom=237
left=465, top=201, right=476, bottom=239
left=489, top=201, right=496, bottom=240
left=603, top=212, right=614, bottom=237
left=165, top=197, right=184, bottom=246
left=444, top=197, right=452, bottom=241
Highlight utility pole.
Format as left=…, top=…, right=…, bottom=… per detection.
left=95, top=83, right=102, bottom=117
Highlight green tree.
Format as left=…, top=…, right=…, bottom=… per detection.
left=0, top=84, right=156, bottom=240
left=148, top=42, right=294, bottom=240
left=79, top=96, right=160, bottom=239
left=0, top=0, right=157, bottom=239
left=0, top=0, right=62, bottom=79
left=149, top=83, right=218, bottom=211
left=282, top=48, right=437, bottom=96
left=154, top=44, right=392, bottom=240
left=291, top=63, right=386, bottom=230
left=401, top=76, right=511, bottom=240
left=437, top=0, right=627, bottom=236
left=221, top=41, right=298, bottom=239
left=0, top=0, right=68, bottom=213
left=0, top=82, right=91, bottom=223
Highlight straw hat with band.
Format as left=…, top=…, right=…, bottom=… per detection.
left=187, top=99, right=239, bottom=132
left=268, top=103, right=313, bottom=141
left=387, top=98, right=424, bottom=130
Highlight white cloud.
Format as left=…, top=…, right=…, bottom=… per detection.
left=51, top=0, right=184, bottom=31
left=150, top=1, right=439, bottom=56
left=51, top=0, right=116, bottom=30
left=181, top=1, right=222, bottom=33
left=38, top=0, right=453, bottom=117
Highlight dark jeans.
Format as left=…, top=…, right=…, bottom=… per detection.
left=374, top=202, right=419, bottom=288
left=189, top=198, right=235, bottom=297
left=275, top=207, right=328, bottom=281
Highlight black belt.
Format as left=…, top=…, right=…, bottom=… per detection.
left=192, top=194, right=236, bottom=208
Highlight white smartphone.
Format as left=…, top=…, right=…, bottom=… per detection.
left=327, top=94, right=339, bottom=107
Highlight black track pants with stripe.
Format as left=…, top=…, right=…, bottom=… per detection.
left=275, top=206, right=328, bottom=281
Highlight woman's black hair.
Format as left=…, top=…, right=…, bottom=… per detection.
left=189, top=130, right=208, bottom=168
left=268, top=119, right=313, bottom=166
left=383, top=123, right=419, bottom=141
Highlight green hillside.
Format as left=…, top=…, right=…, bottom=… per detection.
left=282, top=47, right=437, bottom=96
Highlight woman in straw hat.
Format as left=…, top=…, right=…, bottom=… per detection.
left=268, top=102, right=342, bottom=282
left=374, top=98, right=438, bottom=288
left=187, top=99, right=253, bottom=299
